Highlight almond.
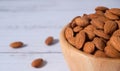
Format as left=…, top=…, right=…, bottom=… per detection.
left=10, top=41, right=24, bottom=48
left=75, top=31, right=86, bottom=49
left=91, top=18, right=104, bottom=29
left=67, top=37, right=76, bottom=46
left=110, top=36, right=120, bottom=52
left=104, top=20, right=117, bottom=34
left=95, top=10, right=104, bottom=16
left=75, top=16, right=89, bottom=27
left=104, top=45, right=120, bottom=58
left=95, top=6, right=109, bottom=12
left=31, top=58, right=43, bottom=68
left=65, top=27, right=74, bottom=39
left=93, top=37, right=106, bottom=50
left=105, top=10, right=119, bottom=20
left=83, top=42, right=95, bottom=54
left=113, top=29, right=120, bottom=36
left=73, top=26, right=83, bottom=32
left=94, top=29, right=110, bottom=40
left=88, top=13, right=101, bottom=19
left=84, top=25, right=96, bottom=40
left=94, top=50, right=107, bottom=57
left=109, top=8, right=120, bottom=16
left=45, top=36, right=54, bottom=45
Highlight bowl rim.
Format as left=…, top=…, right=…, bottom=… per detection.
left=60, top=25, right=120, bottom=62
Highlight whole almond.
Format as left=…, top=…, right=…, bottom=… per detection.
left=94, top=29, right=110, bottom=40
left=88, top=13, right=101, bottom=19
left=94, top=50, right=107, bottom=57
left=83, top=42, right=95, bottom=54
left=84, top=25, right=96, bottom=40
left=67, top=37, right=76, bottom=46
left=104, top=20, right=117, bottom=34
left=91, top=18, right=104, bottom=29
left=105, top=10, right=119, bottom=20
left=95, top=10, right=104, bottom=16
left=32, top=58, right=43, bottom=68
left=104, top=45, right=120, bottom=58
left=113, top=29, right=120, bottom=36
left=73, top=26, right=83, bottom=32
left=65, top=27, right=74, bottom=39
left=109, top=8, right=120, bottom=16
left=10, top=41, right=24, bottom=48
left=110, top=36, right=120, bottom=52
left=93, top=37, right=106, bottom=50
left=75, top=31, right=86, bottom=49
left=45, top=36, right=54, bottom=45
left=75, top=16, right=89, bottom=27
left=95, top=6, right=109, bottom=12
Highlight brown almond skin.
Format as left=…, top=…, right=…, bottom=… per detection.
left=105, top=10, right=119, bottom=20
left=110, top=36, right=120, bottom=52
left=109, top=8, right=120, bottom=16
left=73, top=26, right=83, bottom=32
left=75, top=31, right=86, bottom=49
left=94, top=50, right=107, bottom=57
left=10, top=41, right=23, bottom=48
left=94, top=29, right=110, bottom=40
left=93, top=37, right=106, bottom=50
left=83, top=42, right=95, bottom=54
left=104, top=20, right=117, bottom=34
left=75, top=16, right=89, bottom=27
left=91, top=18, right=104, bottom=29
left=113, top=29, right=120, bottom=36
left=45, top=36, right=54, bottom=45
left=32, top=58, right=43, bottom=68
left=95, top=6, right=109, bottom=12
left=104, top=45, right=120, bottom=58
left=65, top=27, right=74, bottom=39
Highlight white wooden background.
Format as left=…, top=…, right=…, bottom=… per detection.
left=0, top=0, right=119, bottom=71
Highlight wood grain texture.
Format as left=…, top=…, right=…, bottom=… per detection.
left=0, top=0, right=120, bottom=71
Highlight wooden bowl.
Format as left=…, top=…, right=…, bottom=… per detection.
left=59, top=26, right=120, bottom=71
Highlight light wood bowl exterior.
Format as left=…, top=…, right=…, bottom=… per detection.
left=60, top=26, right=120, bottom=71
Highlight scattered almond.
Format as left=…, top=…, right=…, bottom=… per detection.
left=10, top=41, right=24, bottom=48
left=45, top=36, right=54, bottom=45
left=31, top=58, right=43, bottom=68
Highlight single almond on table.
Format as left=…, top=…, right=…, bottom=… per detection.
left=31, top=58, right=43, bottom=68
left=109, top=8, right=120, bottom=16
left=10, top=41, right=24, bottom=48
left=83, top=42, right=95, bottom=54
left=104, top=45, right=120, bottom=58
left=104, top=20, right=117, bottom=34
left=95, top=6, right=109, bottom=12
left=45, top=36, right=54, bottom=45
left=94, top=29, right=110, bottom=40
left=94, top=50, right=107, bottom=57
left=105, top=10, right=119, bottom=20
left=93, top=37, right=105, bottom=50
left=75, top=31, right=86, bottom=49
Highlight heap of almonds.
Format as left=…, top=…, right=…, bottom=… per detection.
left=65, top=6, right=120, bottom=58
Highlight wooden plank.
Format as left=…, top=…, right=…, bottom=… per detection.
left=0, top=53, right=69, bottom=71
